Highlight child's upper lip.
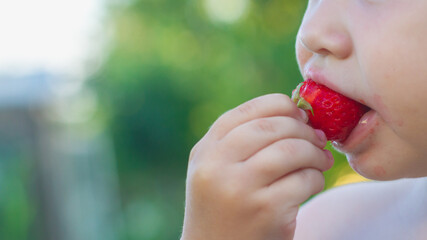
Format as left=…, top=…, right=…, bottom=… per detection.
left=303, top=67, right=370, bottom=108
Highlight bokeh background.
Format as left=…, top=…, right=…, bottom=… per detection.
left=0, top=0, right=368, bottom=239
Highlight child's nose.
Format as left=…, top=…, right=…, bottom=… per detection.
left=298, top=1, right=353, bottom=60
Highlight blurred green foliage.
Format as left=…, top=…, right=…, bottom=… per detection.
left=0, top=156, right=33, bottom=240
left=91, top=0, right=361, bottom=239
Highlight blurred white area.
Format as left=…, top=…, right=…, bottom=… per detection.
left=204, top=0, right=249, bottom=24
left=0, top=0, right=106, bottom=75
left=0, top=0, right=108, bottom=121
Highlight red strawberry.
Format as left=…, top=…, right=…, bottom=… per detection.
left=291, top=79, right=370, bottom=142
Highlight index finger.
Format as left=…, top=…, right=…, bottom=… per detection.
left=208, top=93, right=308, bottom=140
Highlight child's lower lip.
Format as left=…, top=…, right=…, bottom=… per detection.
left=333, top=110, right=378, bottom=152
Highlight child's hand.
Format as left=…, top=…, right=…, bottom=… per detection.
left=181, top=94, right=333, bottom=240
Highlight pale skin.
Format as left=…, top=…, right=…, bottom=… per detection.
left=181, top=0, right=427, bottom=239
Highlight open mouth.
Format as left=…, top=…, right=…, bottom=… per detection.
left=333, top=108, right=377, bottom=153
left=293, top=79, right=371, bottom=143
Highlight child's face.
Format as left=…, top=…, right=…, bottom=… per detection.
left=296, top=0, right=427, bottom=180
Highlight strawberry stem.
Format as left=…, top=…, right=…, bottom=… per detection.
left=291, top=82, right=314, bottom=116
left=297, top=98, right=314, bottom=115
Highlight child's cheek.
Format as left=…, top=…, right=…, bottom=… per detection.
left=372, top=94, right=394, bottom=124
left=295, top=40, right=312, bottom=73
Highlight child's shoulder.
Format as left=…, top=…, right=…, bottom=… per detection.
left=294, top=178, right=421, bottom=240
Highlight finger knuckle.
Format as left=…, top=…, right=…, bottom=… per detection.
left=298, top=168, right=314, bottom=181
left=221, top=181, right=245, bottom=204
left=238, top=99, right=257, bottom=115
left=253, top=195, right=276, bottom=215
left=190, top=163, right=217, bottom=188
left=299, top=168, right=325, bottom=192
left=208, top=109, right=235, bottom=139
left=278, top=140, right=299, bottom=156
left=253, top=118, right=276, bottom=133
left=208, top=119, right=226, bottom=138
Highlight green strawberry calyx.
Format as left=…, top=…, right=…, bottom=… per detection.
left=291, top=82, right=314, bottom=116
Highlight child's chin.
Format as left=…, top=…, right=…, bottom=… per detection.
left=345, top=152, right=397, bottom=181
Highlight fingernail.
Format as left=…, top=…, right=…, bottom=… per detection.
left=315, top=129, right=327, bottom=143
left=323, top=149, right=335, bottom=170
left=299, top=109, right=308, bottom=123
